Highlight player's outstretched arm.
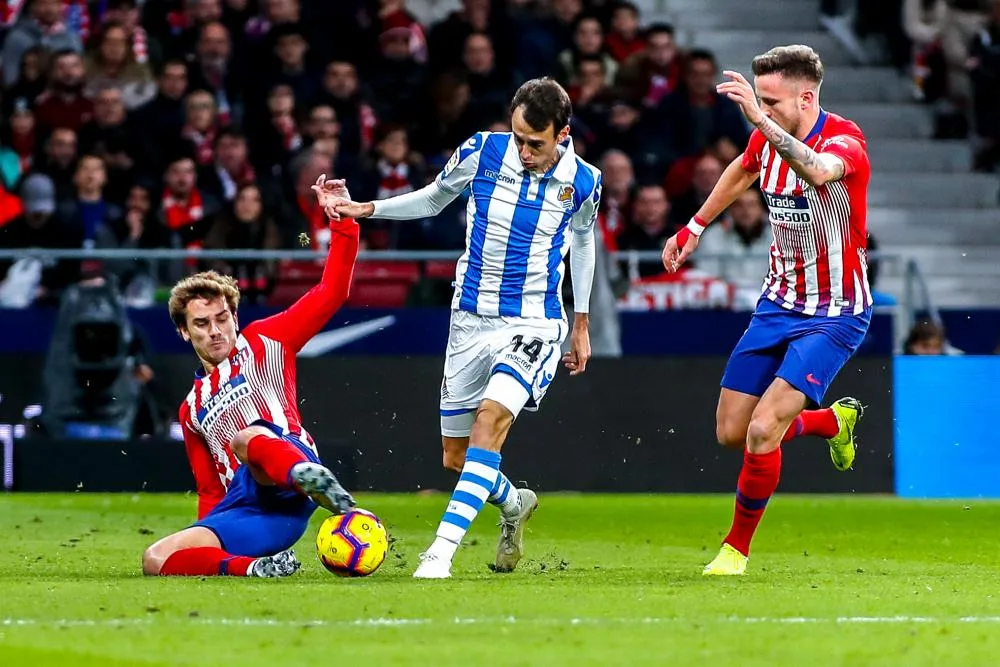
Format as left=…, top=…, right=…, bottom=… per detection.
left=662, top=156, right=757, bottom=273
left=180, top=404, right=226, bottom=519
left=717, top=70, right=845, bottom=187
left=252, top=177, right=360, bottom=351
left=332, top=133, right=486, bottom=222
left=334, top=180, right=459, bottom=221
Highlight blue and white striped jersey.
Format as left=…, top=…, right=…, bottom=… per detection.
left=436, top=132, right=602, bottom=320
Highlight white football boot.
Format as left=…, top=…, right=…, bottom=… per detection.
left=494, top=488, right=538, bottom=573
left=249, top=549, right=301, bottom=577
left=412, top=551, right=453, bottom=579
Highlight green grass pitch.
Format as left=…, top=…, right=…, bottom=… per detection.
left=1, top=492, right=999, bottom=666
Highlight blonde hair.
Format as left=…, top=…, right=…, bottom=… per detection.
left=168, top=271, right=240, bottom=329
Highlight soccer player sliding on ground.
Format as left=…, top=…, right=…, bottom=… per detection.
left=142, top=176, right=358, bottom=578
left=661, top=46, right=872, bottom=575
left=328, top=78, right=601, bottom=578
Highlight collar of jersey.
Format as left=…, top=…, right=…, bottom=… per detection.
left=804, top=108, right=828, bottom=143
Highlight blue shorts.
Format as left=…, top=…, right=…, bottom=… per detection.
left=193, top=422, right=320, bottom=557
left=721, top=298, right=872, bottom=406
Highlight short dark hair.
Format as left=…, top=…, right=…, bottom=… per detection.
left=686, top=48, right=717, bottom=70
left=752, top=45, right=824, bottom=84
left=645, top=22, right=675, bottom=39
left=510, top=77, right=572, bottom=135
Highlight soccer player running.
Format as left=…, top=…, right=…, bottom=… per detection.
left=661, top=46, right=872, bottom=575
left=141, top=176, right=359, bottom=578
left=328, top=78, right=601, bottom=578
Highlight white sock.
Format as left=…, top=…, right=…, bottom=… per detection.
left=428, top=536, right=459, bottom=561
left=488, top=471, right=522, bottom=520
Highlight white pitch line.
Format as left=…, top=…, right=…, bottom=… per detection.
left=4, top=616, right=1000, bottom=628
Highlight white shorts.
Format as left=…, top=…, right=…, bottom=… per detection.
left=440, top=310, right=566, bottom=437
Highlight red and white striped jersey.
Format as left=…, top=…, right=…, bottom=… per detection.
left=741, top=109, right=872, bottom=317
left=178, top=220, right=359, bottom=519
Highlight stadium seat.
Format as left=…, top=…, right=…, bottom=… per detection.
left=345, top=261, right=421, bottom=308
left=424, top=260, right=457, bottom=281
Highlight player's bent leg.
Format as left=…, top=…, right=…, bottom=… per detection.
left=415, top=396, right=529, bottom=579
left=231, top=421, right=354, bottom=515
left=706, top=379, right=807, bottom=576
left=715, top=388, right=760, bottom=450
left=142, top=526, right=221, bottom=575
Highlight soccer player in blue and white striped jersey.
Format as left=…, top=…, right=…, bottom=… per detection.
left=328, top=78, right=602, bottom=579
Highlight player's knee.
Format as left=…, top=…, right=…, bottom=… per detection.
left=230, top=426, right=270, bottom=462
left=715, top=423, right=744, bottom=450
left=474, top=402, right=512, bottom=436
left=141, top=544, right=166, bottom=576
left=746, top=415, right=781, bottom=449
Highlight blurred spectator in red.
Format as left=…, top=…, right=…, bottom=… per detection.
left=361, top=123, right=426, bottom=249
left=617, top=183, right=672, bottom=277
left=34, top=50, right=93, bottom=133
left=635, top=49, right=749, bottom=184
left=597, top=149, right=634, bottom=251
left=2, top=0, right=82, bottom=87
left=615, top=23, right=682, bottom=109
left=149, top=152, right=220, bottom=263
left=103, top=0, right=161, bottom=68
left=181, top=88, right=219, bottom=166
left=606, top=1, right=644, bottom=63
left=318, top=60, right=377, bottom=155
left=669, top=152, right=724, bottom=228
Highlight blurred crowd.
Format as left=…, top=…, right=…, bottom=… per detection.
left=852, top=0, right=1000, bottom=169
left=0, top=0, right=914, bottom=309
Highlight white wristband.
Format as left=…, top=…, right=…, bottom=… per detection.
left=686, top=217, right=708, bottom=237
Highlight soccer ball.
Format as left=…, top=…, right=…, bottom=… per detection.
left=315, top=509, right=388, bottom=577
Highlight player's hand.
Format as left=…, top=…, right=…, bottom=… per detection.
left=717, top=70, right=765, bottom=127
left=661, top=231, right=699, bottom=273
left=311, top=174, right=349, bottom=220
left=562, top=320, right=591, bottom=376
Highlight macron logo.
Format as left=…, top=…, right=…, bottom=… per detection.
left=297, top=316, right=396, bottom=358
left=485, top=169, right=516, bottom=185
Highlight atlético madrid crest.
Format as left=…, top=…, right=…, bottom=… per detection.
left=557, top=185, right=574, bottom=209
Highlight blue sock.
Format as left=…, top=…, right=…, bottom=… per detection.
left=432, top=447, right=501, bottom=556
left=488, top=471, right=522, bottom=519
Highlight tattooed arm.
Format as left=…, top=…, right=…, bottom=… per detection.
left=717, top=70, right=847, bottom=187
left=751, top=115, right=845, bottom=187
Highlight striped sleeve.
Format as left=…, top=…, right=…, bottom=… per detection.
left=435, top=132, right=487, bottom=194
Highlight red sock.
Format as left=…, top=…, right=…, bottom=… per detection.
left=782, top=408, right=839, bottom=443
left=159, top=547, right=255, bottom=576
left=723, top=447, right=782, bottom=556
left=246, top=434, right=308, bottom=488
